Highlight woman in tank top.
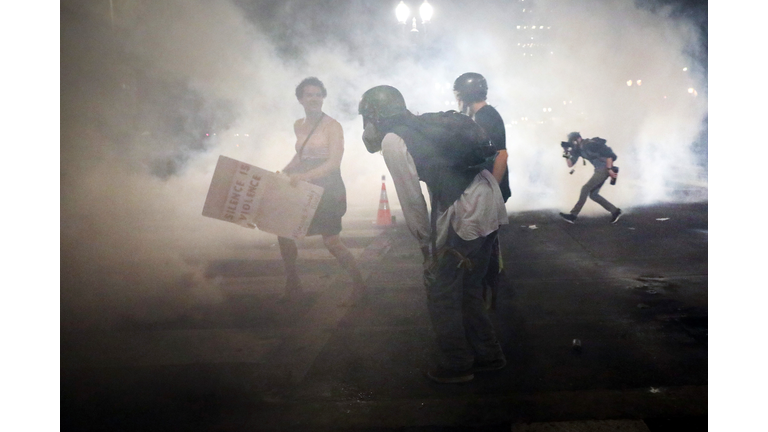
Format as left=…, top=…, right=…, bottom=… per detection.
left=278, top=77, right=366, bottom=304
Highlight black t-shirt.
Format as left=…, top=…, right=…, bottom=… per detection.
left=474, top=105, right=511, bottom=202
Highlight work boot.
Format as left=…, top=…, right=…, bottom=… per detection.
left=559, top=212, right=577, bottom=224
left=611, top=208, right=622, bottom=224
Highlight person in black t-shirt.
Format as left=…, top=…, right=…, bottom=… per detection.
left=453, top=72, right=511, bottom=203
left=453, top=72, right=510, bottom=309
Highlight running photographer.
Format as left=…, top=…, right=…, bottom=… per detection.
left=559, top=132, right=622, bottom=224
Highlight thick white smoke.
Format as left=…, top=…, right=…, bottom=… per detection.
left=60, top=0, right=707, bottom=328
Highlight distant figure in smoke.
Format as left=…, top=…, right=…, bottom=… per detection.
left=278, top=77, right=366, bottom=303
left=559, top=132, right=622, bottom=224
left=454, top=72, right=510, bottom=303
left=359, top=85, right=508, bottom=384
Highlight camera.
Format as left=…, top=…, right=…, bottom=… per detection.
left=610, top=166, right=619, bottom=185
left=561, top=141, right=572, bottom=158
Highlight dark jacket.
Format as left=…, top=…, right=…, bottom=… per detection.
left=382, top=112, right=487, bottom=210
left=570, top=137, right=617, bottom=168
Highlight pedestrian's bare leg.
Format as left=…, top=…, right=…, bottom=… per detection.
left=323, top=234, right=366, bottom=304
left=278, top=236, right=302, bottom=295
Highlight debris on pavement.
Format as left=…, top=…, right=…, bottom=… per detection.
left=649, top=387, right=661, bottom=394
left=637, top=303, right=650, bottom=309
left=656, top=218, right=670, bottom=221
left=572, top=339, right=582, bottom=353
left=528, top=225, right=538, bottom=230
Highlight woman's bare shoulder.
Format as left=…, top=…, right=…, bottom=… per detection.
left=322, top=115, right=342, bottom=130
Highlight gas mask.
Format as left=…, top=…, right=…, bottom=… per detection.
left=362, top=121, right=385, bottom=153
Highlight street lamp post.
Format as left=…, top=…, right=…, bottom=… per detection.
left=396, top=1, right=410, bottom=27
left=419, top=0, right=433, bottom=35
left=395, top=1, right=433, bottom=37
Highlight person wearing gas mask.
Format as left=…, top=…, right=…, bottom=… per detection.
left=359, top=85, right=508, bottom=384
left=559, top=132, right=622, bottom=224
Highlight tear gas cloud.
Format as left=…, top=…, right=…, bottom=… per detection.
left=60, top=0, right=707, bottom=328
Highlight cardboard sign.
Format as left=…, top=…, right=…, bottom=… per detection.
left=202, top=155, right=324, bottom=240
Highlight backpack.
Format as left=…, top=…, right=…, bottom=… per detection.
left=390, top=111, right=497, bottom=210
left=582, top=137, right=618, bottom=161
left=407, top=110, right=497, bottom=169
left=387, top=111, right=499, bottom=258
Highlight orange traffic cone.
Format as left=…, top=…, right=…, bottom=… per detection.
left=376, top=175, right=392, bottom=226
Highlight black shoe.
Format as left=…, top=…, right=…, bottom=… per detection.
left=559, top=212, right=577, bottom=224
left=472, top=357, right=507, bottom=372
left=427, top=367, right=474, bottom=384
left=611, top=209, right=622, bottom=224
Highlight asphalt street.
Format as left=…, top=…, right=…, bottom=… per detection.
left=61, top=201, right=708, bottom=431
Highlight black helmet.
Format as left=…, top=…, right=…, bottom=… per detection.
left=358, top=85, right=407, bottom=122
left=567, top=132, right=581, bottom=142
left=453, top=72, right=488, bottom=104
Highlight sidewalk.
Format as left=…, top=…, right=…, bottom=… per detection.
left=61, top=202, right=708, bottom=431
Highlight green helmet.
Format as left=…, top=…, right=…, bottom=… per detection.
left=358, top=85, right=407, bottom=122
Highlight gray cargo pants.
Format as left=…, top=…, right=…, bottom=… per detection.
left=570, top=168, right=618, bottom=216
left=426, top=227, right=505, bottom=371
